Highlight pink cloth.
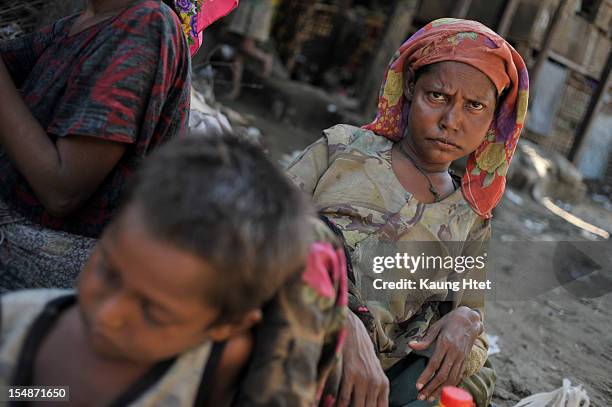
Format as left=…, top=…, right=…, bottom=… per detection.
left=173, top=0, right=239, bottom=56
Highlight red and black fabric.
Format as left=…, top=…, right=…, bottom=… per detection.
left=0, top=1, right=190, bottom=237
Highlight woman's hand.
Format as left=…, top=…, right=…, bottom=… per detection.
left=408, top=306, right=483, bottom=402
left=339, top=311, right=389, bottom=407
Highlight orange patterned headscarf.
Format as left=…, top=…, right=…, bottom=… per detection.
left=364, top=18, right=529, bottom=219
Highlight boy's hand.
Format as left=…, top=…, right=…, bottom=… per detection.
left=408, top=306, right=483, bottom=402
left=339, top=311, right=389, bottom=407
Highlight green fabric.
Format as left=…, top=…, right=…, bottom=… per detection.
left=387, top=354, right=434, bottom=407
left=459, top=359, right=496, bottom=407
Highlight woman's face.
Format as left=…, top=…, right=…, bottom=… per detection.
left=405, top=61, right=497, bottom=166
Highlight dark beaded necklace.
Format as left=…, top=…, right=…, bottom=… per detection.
left=397, top=142, right=450, bottom=203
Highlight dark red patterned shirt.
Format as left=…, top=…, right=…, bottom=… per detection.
left=0, top=0, right=190, bottom=237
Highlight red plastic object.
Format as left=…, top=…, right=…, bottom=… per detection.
left=439, top=386, right=474, bottom=407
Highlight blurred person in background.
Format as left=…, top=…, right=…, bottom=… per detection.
left=0, top=0, right=236, bottom=291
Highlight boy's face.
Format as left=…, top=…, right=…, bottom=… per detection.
left=78, top=204, right=255, bottom=363
left=404, top=61, right=497, bottom=165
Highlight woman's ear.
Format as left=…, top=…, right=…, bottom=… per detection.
left=404, top=79, right=415, bottom=102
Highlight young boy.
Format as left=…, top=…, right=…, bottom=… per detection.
left=0, top=135, right=315, bottom=406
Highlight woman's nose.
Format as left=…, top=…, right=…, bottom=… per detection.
left=439, top=103, right=462, bottom=132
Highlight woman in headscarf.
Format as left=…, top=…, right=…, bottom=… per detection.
left=286, top=18, right=529, bottom=407
left=0, top=0, right=236, bottom=291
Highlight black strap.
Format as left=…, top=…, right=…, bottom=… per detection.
left=319, top=214, right=356, bottom=284
left=450, top=172, right=461, bottom=190
left=438, top=301, right=453, bottom=317
left=108, top=358, right=176, bottom=407
left=192, top=341, right=227, bottom=406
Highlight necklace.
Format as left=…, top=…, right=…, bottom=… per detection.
left=396, top=142, right=449, bottom=203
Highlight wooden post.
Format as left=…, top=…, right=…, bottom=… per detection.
left=286, top=3, right=317, bottom=74
left=451, top=0, right=473, bottom=18
left=497, top=0, right=521, bottom=37
left=530, top=0, right=572, bottom=88
left=568, top=48, right=612, bottom=164
left=358, top=0, right=418, bottom=117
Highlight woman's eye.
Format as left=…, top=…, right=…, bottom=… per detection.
left=468, top=101, right=484, bottom=110
left=430, top=92, right=445, bottom=101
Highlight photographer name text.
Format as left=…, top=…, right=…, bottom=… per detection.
left=371, top=253, right=492, bottom=292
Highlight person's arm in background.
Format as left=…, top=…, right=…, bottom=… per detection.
left=0, top=49, right=127, bottom=217
left=0, top=23, right=125, bottom=217
left=0, top=6, right=182, bottom=218
left=409, top=218, right=491, bottom=402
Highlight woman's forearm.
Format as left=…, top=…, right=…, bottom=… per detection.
left=0, top=57, right=130, bottom=218
left=0, top=58, right=69, bottom=210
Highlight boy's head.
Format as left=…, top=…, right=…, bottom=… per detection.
left=78, top=135, right=313, bottom=362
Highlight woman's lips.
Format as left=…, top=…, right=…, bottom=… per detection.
left=428, top=138, right=460, bottom=150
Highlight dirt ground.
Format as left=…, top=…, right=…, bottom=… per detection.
left=487, top=195, right=612, bottom=406
left=220, top=90, right=612, bottom=406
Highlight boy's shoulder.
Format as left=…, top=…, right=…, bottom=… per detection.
left=0, top=290, right=74, bottom=386
left=1, top=289, right=73, bottom=332
left=2, top=288, right=72, bottom=307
